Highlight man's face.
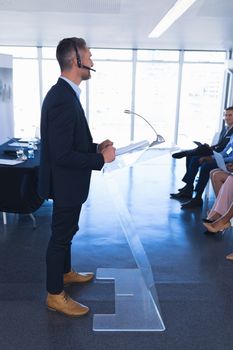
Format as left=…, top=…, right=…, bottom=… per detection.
left=224, top=109, right=233, bottom=127
left=80, top=48, right=94, bottom=81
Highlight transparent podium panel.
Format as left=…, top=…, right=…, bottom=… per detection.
left=104, top=141, right=149, bottom=173
left=93, top=268, right=165, bottom=332
left=93, top=167, right=165, bottom=332
left=104, top=140, right=176, bottom=173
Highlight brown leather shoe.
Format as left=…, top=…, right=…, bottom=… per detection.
left=226, top=253, right=233, bottom=261
left=46, top=291, right=89, bottom=317
left=64, top=270, right=94, bottom=285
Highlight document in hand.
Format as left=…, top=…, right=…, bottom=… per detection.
left=116, top=140, right=149, bottom=156
left=213, top=151, right=227, bottom=172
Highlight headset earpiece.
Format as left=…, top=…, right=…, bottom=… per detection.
left=76, top=52, right=82, bottom=68
left=71, top=39, right=82, bottom=68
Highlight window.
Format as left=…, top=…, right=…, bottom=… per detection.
left=89, top=60, right=132, bottom=146
left=0, top=46, right=40, bottom=137
left=41, top=59, right=60, bottom=97
left=178, top=61, right=225, bottom=146
left=135, top=61, right=179, bottom=144
left=137, top=50, right=179, bottom=61
left=13, top=59, right=40, bottom=137
left=184, top=51, right=226, bottom=63
left=0, top=46, right=227, bottom=146
left=0, top=46, right=37, bottom=58
left=91, top=49, right=132, bottom=60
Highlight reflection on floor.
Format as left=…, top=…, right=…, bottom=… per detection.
left=0, top=152, right=233, bottom=350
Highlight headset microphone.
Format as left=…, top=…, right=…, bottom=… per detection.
left=81, top=65, right=96, bottom=72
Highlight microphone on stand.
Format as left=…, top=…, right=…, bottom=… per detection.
left=124, top=109, right=165, bottom=147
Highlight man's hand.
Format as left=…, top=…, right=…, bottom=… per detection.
left=101, top=146, right=116, bottom=163
left=98, top=139, right=113, bottom=153
left=226, top=163, right=233, bottom=172
left=199, top=156, right=213, bottom=164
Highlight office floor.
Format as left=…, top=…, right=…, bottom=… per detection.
left=1, top=151, right=233, bottom=350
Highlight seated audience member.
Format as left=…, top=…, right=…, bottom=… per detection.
left=204, top=200, right=233, bottom=260
left=203, top=201, right=233, bottom=233
left=170, top=107, right=233, bottom=209
left=172, top=106, right=233, bottom=162
left=171, top=134, right=233, bottom=210
left=209, top=167, right=232, bottom=196
left=202, top=164, right=233, bottom=224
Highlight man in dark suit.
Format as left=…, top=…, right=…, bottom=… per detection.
left=38, top=37, right=115, bottom=317
left=170, top=106, right=233, bottom=209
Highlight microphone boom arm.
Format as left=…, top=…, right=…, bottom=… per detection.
left=124, top=109, right=165, bottom=147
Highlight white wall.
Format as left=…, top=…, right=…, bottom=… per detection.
left=0, top=53, right=14, bottom=144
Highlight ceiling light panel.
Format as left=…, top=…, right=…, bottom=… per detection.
left=149, top=0, right=198, bottom=38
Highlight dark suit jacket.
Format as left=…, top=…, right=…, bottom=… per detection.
left=38, top=78, right=104, bottom=207
left=212, top=125, right=233, bottom=152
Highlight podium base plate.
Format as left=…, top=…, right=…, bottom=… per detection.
left=93, top=268, right=165, bottom=332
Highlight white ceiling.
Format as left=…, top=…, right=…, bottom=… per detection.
left=0, top=0, right=232, bottom=50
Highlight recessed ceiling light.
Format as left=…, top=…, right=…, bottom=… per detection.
left=149, top=0, right=198, bottom=38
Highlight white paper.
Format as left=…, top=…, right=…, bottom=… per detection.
left=116, top=140, right=149, bottom=156
left=19, top=137, right=38, bottom=143
left=213, top=151, right=227, bottom=172
left=8, top=142, right=28, bottom=147
left=0, top=158, right=24, bottom=165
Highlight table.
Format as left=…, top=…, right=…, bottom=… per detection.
left=0, top=140, right=43, bottom=226
left=0, top=140, right=40, bottom=170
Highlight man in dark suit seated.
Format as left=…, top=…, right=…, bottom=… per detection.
left=170, top=106, right=233, bottom=209
left=38, top=37, right=116, bottom=317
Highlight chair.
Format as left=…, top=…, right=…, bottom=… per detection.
left=0, top=167, right=44, bottom=228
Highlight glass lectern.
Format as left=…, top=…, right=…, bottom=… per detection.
left=93, top=142, right=166, bottom=332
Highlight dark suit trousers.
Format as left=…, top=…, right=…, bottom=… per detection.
left=46, top=203, right=82, bottom=294
left=194, top=159, right=217, bottom=196
left=183, top=151, right=212, bottom=177
left=182, top=156, right=217, bottom=198
left=184, top=155, right=192, bottom=173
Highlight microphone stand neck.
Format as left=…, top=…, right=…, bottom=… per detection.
left=132, top=112, right=158, bottom=137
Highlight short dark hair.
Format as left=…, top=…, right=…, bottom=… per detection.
left=225, top=106, right=233, bottom=111
left=56, top=37, right=87, bottom=71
